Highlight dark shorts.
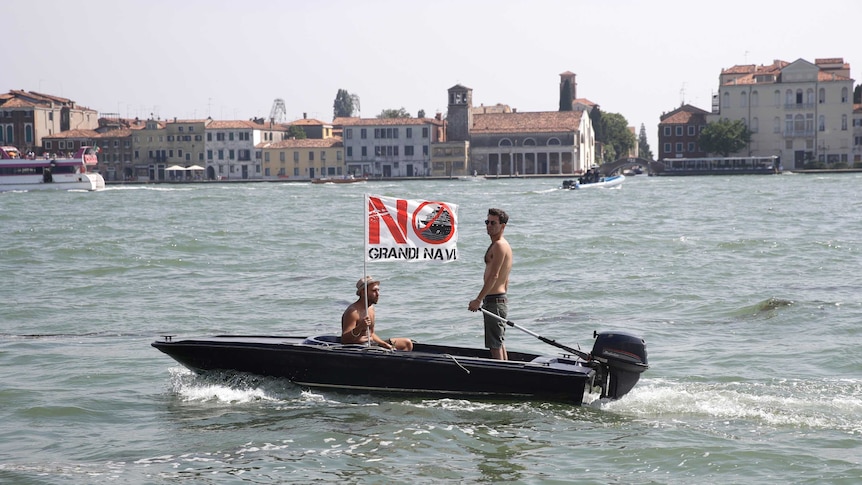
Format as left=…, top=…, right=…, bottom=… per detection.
left=482, top=294, right=508, bottom=349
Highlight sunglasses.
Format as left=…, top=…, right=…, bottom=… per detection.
left=484, top=220, right=501, bottom=226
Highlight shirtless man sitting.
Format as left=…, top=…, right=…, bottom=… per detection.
left=341, top=276, right=413, bottom=351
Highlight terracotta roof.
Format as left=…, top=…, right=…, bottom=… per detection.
left=290, top=118, right=330, bottom=126
left=0, top=97, right=37, bottom=108
left=207, top=120, right=268, bottom=129
left=333, top=117, right=443, bottom=127
left=660, top=104, right=710, bottom=123
left=93, top=129, right=135, bottom=138
left=42, top=129, right=100, bottom=139
left=471, top=111, right=584, bottom=134
left=260, top=137, right=343, bottom=149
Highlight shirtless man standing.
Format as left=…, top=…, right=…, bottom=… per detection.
left=342, top=276, right=413, bottom=351
left=468, top=208, right=512, bottom=360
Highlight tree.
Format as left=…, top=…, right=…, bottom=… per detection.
left=589, top=106, right=603, bottom=143
left=599, top=112, right=636, bottom=162
left=417, top=109, right=426, bottom=118
left=333, top=89, right=355, bottom=118
left=287, top=125, right=307, bottom=139
left=638, top=123, right=654, bottom=161
left=377, top=107, right=411, bottom=119
left=698, top=119, right=751, bottom=156
left=854, top=85, right=862, bottom=104
left=559, top=79, right=573, bottom=111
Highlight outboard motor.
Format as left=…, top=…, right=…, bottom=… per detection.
left=590, top=331, right=649, bottom=399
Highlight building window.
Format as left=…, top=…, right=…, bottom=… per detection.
left=675, top=143, right=683, bottom=152
left=773, top=90, right=781, bottom=107
left=361, top=146, right=367, bottom=157
left=773, top=117, right=781, bottom=133
left=663, top=143, right=671, bottom=153
left=663, top=126, right=671, bottom=136
left=841, top=87, right=849, bottom=103
left=405, top=145, right=414, bottom=156
left=675, top=126, right=683, bottom=136
left=687, top=142, right=695, bottom=152
left=406, top=127, right=412, bottom=138
left=819, top=115, right=825, bottom=132
left=819, top=88, right=825, bottom=104
left=751, top=117, right=759, bottom=133
left=309, top=151, right=314, bottom=161
left=347, top=147, right=353, bottom=157
left=842, top=114, right=847, bottom=131
left=751, top=90, right=759, bottom=107
left=740, top=91, right=747, bottom=107
left=361, top=128, right=367, bottom=139
left=346, top=128, right=352, bottom=139
left=687, top=125, right=695, bottom=136
left=722, top=92, right=730, bottom=108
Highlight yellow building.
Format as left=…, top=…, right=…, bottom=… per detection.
left=260, top=137, right=344, bottom=180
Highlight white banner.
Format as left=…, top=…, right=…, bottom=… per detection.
left=365, top=194, right=458, bottom=262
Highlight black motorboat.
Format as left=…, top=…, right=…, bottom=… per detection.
left=152, top=315, right=648, bottom=405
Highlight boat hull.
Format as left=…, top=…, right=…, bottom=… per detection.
left=152, top=335, right=596, bottom=404
left=561, top=174, right=624, bottom=190
left=0, top=172, right=105, bottom=192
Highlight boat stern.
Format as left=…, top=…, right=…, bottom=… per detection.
left=590, top=331, right=649, bottom=399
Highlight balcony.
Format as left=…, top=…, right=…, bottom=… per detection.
left=783, top=130, right=815, bottom=138
left=784, top=102, right=815, bottom=110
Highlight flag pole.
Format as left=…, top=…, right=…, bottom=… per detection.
left=363, top=193, right=371, bottom=346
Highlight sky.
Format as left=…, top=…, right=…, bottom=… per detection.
left=4, top=0, right=860, bottom=151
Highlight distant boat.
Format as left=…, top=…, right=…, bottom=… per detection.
left=651, top=156, right=780, bottom=176
left=311, top=175, right=367, bottom=184
left=560, top=174, right=625, bottom=190
left=0, top=146, right=105, bottom=192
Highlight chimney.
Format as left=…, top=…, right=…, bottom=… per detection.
left=303, top=112, right=307, bottom=119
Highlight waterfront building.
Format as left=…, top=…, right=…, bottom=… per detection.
left=41, top=129, right=99, bottom=158
left=658, top=104, right=710, bottom=159
left=259, top=136, right=344, bottom=180
left=447, top=81, right=595, bottom=176
left=91, top=117, right=146, bottom=181
left=0, top=90, right=99, bottom=154
left=854, top=103, right=862, bottom=164
left=334, top=116, right=445, bottom=177
left=288, top=115, right=334, bottom=139
left=710, top=57, right=855, bottom=169
left=205, top=119, right=288, bottom=180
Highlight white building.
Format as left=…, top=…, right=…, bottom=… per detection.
left=205, top=119, right=288, bottom=180
left=335, top=117, right=445, bottom=177
left=710, top=58, right=855, bottom=170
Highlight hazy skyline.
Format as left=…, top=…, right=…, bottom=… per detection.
left=5, top=0, right=859, bottom=151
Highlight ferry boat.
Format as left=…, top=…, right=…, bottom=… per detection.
left=0, top=146, right=105, bottom=192
left=651, top=156, right=780, bottom=176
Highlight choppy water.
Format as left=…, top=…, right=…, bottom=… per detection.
left=1, top=174, right=861, bottom=484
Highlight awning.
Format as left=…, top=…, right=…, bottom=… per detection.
left=186, top=165, right=205, bottom=170
left=166, top=165, right=187, bottom=171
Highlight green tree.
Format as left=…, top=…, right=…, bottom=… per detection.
left=377, top=107, right=411, bottom=119
left=854, top=85, right=862, bottom=104
left=559, top=79, right=573, bottom=111
left=589, top=106, right=603, bottom=143
left=287, top=125, right=307, bottom=139
left=698, top=119, right=751, bottom=156
left=600, top=112, right=636, bottom=162
left=417, top=109, right=426, bottom=118
left=638, top=123, right=654, bottom=161
left=333, top=89, right=355, bottom=118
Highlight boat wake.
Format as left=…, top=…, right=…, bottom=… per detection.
left=602, top=377, right=862, bottom=435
